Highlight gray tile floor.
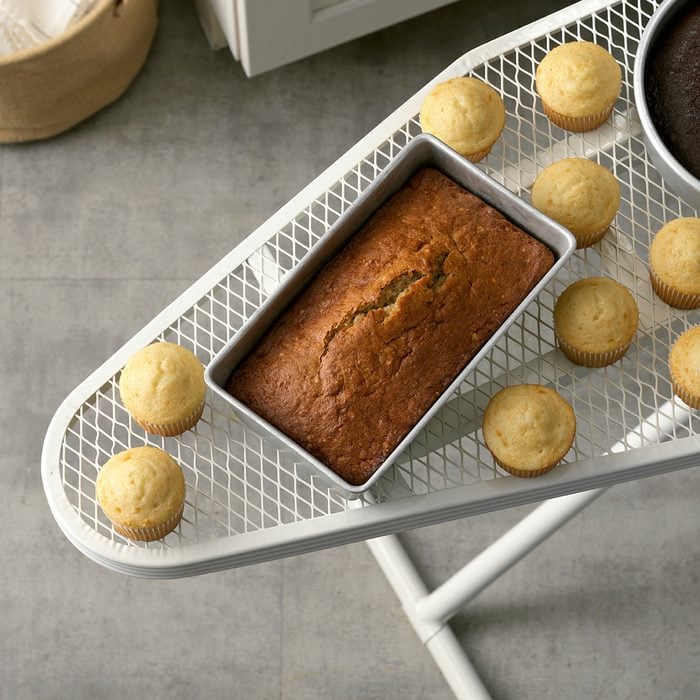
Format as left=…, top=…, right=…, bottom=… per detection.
left=2, top=1, right=699, bottom=698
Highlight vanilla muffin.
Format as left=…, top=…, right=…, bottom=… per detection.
left=531, top=158, right=620, bottom=248
left=96, top=446, right=186, bottom=541
left=482, top=384, right=576, bottom=477
left=535, top=41, right=621, bottom=131
left=669, top=326, right=700, bottom=409
left=554, top=277, right=638, bottom=367
left=119, top=341, right=206, bottom=436
left=649, top=218, right=700, bottom=309
left=419, top=76, right=506, bottom=162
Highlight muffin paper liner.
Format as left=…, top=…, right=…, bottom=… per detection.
left=541, top=101, right=614, bottom=132
left=556, top=335, right=631, bottom=367
left=649, top=267, right=700, bottom=310
left=575, top=226, right=609, bottom=249
left=671, top=381, right=700, bottom=410
left=465, top=145, right=493, bottom=163
left=492, top=455, right=561, bottom=478
left=136, top=400, right=205, bottom=437
left=112, top=501, right=185, bottom=542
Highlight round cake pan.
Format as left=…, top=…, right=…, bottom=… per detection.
left=633, top=0, right=700, bottom=210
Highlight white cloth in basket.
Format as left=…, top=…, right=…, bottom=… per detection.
left=0, top=0, right=99, bottom=56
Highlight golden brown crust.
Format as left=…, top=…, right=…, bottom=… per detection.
left=669, top=326, right=700, bottom=409
left=228, top=168, right=554, bottom=485
left=119, top=342, right=206, bottom=433
left=530, top=158, right=620, bottom=244
left=553, top=276, right=638, bottom=366
left=483, top=384, right=576, bottom=477
left=419, top=77, right=506, bottom=160
left=648, top=218, right=700, bottom=307
left=96, top=446, right=186, bottom=540
left=535, top=41, right=621, bottom=123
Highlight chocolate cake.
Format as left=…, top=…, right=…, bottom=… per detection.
left=645, top=5, right=700, bottom=179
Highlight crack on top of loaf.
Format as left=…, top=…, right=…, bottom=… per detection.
left=320, top=270, right=424, bottom=359
left=320, top=252, right=453, bottom=361
left=428, top=251, right=449, bottom=289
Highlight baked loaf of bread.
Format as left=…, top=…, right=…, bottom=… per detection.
left=228, top=168, right=554, bottom=485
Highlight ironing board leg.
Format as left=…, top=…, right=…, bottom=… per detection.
left=360, top=399, right=690, bottom=698
left=364, top=529, right=493, bottom=700
left=414, top=487, right=606, bottom=625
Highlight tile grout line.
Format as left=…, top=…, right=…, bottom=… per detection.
left=279, top=557, right=284, bottom=700
left=0, top=276, right=199, bottom=283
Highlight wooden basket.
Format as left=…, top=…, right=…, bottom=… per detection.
left=0, top=0, right=158, bottom=143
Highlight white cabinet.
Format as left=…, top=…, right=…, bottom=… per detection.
left=193, top=0, right=458, bottom=76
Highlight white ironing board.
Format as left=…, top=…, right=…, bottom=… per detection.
left=42, top=0, right=699, bottom=695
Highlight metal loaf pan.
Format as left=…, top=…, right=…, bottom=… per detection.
left=206, top=134, right=576, bottom=498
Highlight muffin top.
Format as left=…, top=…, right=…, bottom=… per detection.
left=649, top=217, right=700, bottom=296
left=482, top=384, right=576, bottom=472
left=119, top=342, right=205, bottom=426
left=669, top=326, right=700, bottom=400
left=554, top=277, right=638, bottom=354
left=531, top=158, right=620, bottom=238
left=96, top=446, right=186, bottom=529
left=535, top=41, right=621, bottom=118
left=419, top=77, right=506, bottom=158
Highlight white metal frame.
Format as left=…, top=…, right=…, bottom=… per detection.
left=42, top=0, right=699, bottom=579
left=42, top=0, right=698, bottom=692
